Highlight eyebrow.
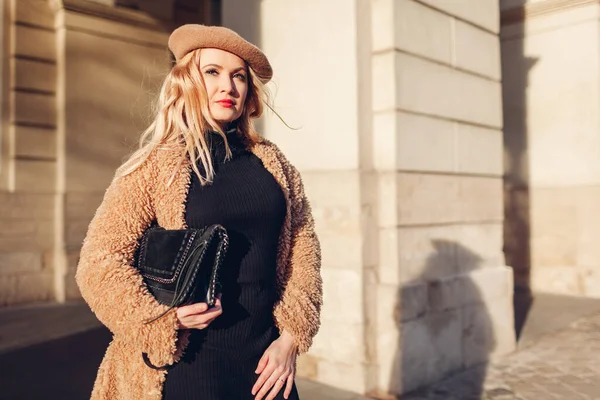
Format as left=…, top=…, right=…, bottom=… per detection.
left=201, top=64, right=246, bottom=73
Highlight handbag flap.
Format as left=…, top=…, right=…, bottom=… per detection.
left=136, top=227, right=199, bottom=279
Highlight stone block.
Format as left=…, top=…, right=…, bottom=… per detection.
left=63, top=29, right=170, bottom=192
left=319, top=233, right=362, bottom=270
left=15, top=126, right=57, bottom=159
left=456, top=124, right=502, bottom=175
left=65, top=270, right=81, bottom=300
left=321, top=268, right=364, bottom=324
left=458, top=176, right=503, bottom=222
left=385, top=309, right=463, bottom=394
left=372, top=51, right=397, bottom=112
left=427, top=276, right=462, bottom=313
left=257, top=0, right=362, bottom=171
left=63, top=10, right=169, bottom=47
left=462, top=298, right=515, bottom=368
left=530, top=266, right=582, bottom=296
left=0, top=193, right=54, bottom=220
left=400, top=281, right=428, bottom=322
left=302, top=171, right=362, bottom=236
left=461, top=303, right=496, bottom=368
left=374, top=52, right=502, bottom=128
left=581, top=267, right=600, bottom=298
left=459, top=266, right=513, bottom=308
left=14, top=25, right=56, bottom=61
left=395, top=225, right=459, bottom=283
left=65, top=192, right=103, bottom=221
left=14, top=160, right=56, bottom=193
left=67, top=251, right=80, bottom=271
left=373, top=111, right=455, bottom=173
left=13, top=92, right=56, bottom=126
left=418, top=0, right=500, bottom=33
left=396, top=172, right=460, bottom=225
left=375, top=283, right=400, bottom=334
left=521, top=20, right=600, bottom=187
left=296, top=353, right=319, bottom=380
left=0, top=252, right=43, bottom=274
left=455, top=20, right=501, bottom=80
left=0, top=272, right=54, bottom=306
left=375, top=283, right=428, bottom=332
left=377, top=172, right=399, bottom=229
left=455, top=223, right=505, bottom=269
left=371, top=0, right=394, bottom=51
left=311, top=319, right=365, bottom=363
left=530, top=187, right=577, bottom=267
left=15, top=0, right=55, bottom=29
left=373, top=0, right=452, bottom=64
left=510, top=2, right=600, bottom=38
left=66, top=220, right=90, bottom=249
left=316, top=359, right=369, bottom=395
left=0, top=219, right=53, bottom=252
left=379, top=223, right=505, bottom=286
left=14, top=59, right=57, bottom=93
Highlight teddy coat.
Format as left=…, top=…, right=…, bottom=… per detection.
left=75, top=138, right=323, bottom=400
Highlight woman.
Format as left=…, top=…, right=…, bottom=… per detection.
left=75, top=24, right=322, bottom=400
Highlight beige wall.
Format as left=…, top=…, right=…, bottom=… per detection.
left=225, top=0, right=514, bottom=396
left=224, top=0, right=374, bottom=392
left=373, top=0, right=514, bottom=396
left=0, top=0, right=207, bottom=305
left=0, top=0, right=57, bottom=306
left=502, top=0, right=600, bottom=296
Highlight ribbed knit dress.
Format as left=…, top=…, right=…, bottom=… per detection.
left=162, top=128, right=300, bottom=400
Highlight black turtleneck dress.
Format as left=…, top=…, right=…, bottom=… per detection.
left=162, top=130, right=300, bottom=400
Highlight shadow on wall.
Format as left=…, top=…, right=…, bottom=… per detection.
left=500, top=2, right=539, bottom=339
left=389, top=241, right=496, bottom=399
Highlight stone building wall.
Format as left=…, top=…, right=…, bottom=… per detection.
left=0, top=0, right=211, bottom=305
left=0, top=0, right=57, bottom=306
left=224, top=0, right=515, bottom=396
left=502, top=0, right=600, bottom=297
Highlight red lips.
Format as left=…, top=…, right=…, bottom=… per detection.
left=216, top=99, right=234, bottom=108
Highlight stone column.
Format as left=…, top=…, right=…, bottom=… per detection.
left=371, top=0, right=515, bottom=395
left=502, top=0, right=600, bottom=297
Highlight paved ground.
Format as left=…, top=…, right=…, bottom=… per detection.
left=2, top=294, right=600, bottom=400
left=0, top=302, right=370, bottom=400
left=402, top=311, right=600, bottom=400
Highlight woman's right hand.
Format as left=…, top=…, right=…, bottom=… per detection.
left=176, top=297, right=223, bottom=329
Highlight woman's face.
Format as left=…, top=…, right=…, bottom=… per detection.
left=200, top=48, right=249, bottom=127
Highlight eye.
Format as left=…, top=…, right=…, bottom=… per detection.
left=204, top=68, right=218, bottom=76
left=233, top=73, right=247, bottom=82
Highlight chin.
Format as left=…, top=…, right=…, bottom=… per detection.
left=211, top=111, right=240, bottom=125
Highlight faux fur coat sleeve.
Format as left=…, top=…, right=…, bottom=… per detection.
left=272, top=154, right=323, bottom=354
left=75, top=157, right=180, bottom=367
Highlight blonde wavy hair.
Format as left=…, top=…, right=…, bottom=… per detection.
left=116, top=48, right=271, bottom=186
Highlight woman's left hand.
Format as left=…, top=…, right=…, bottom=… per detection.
left=252, top=330, right=298, bottom=400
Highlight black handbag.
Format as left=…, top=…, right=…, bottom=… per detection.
left=133, top=223, right=229, bottom=370
left=134, top=223, right=229, bottom=323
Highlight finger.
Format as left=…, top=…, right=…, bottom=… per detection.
left=266, top=376, right=287, bottom=400
left=255, top=370, right=280, bottom=400
left=252, top=363, right=275, bottom=395
left=255, top=353, right=269, bottom=374
left=283, top=374, right=294, bottom=399
left=177, top=302, right=208, bottom=318
left=185, top=308, right=222, bottom=326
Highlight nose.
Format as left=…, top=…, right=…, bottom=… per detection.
left=219, top=74, right=235, bottom=95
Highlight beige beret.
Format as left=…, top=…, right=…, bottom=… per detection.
left=168, top=24, right=273, bottom=83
